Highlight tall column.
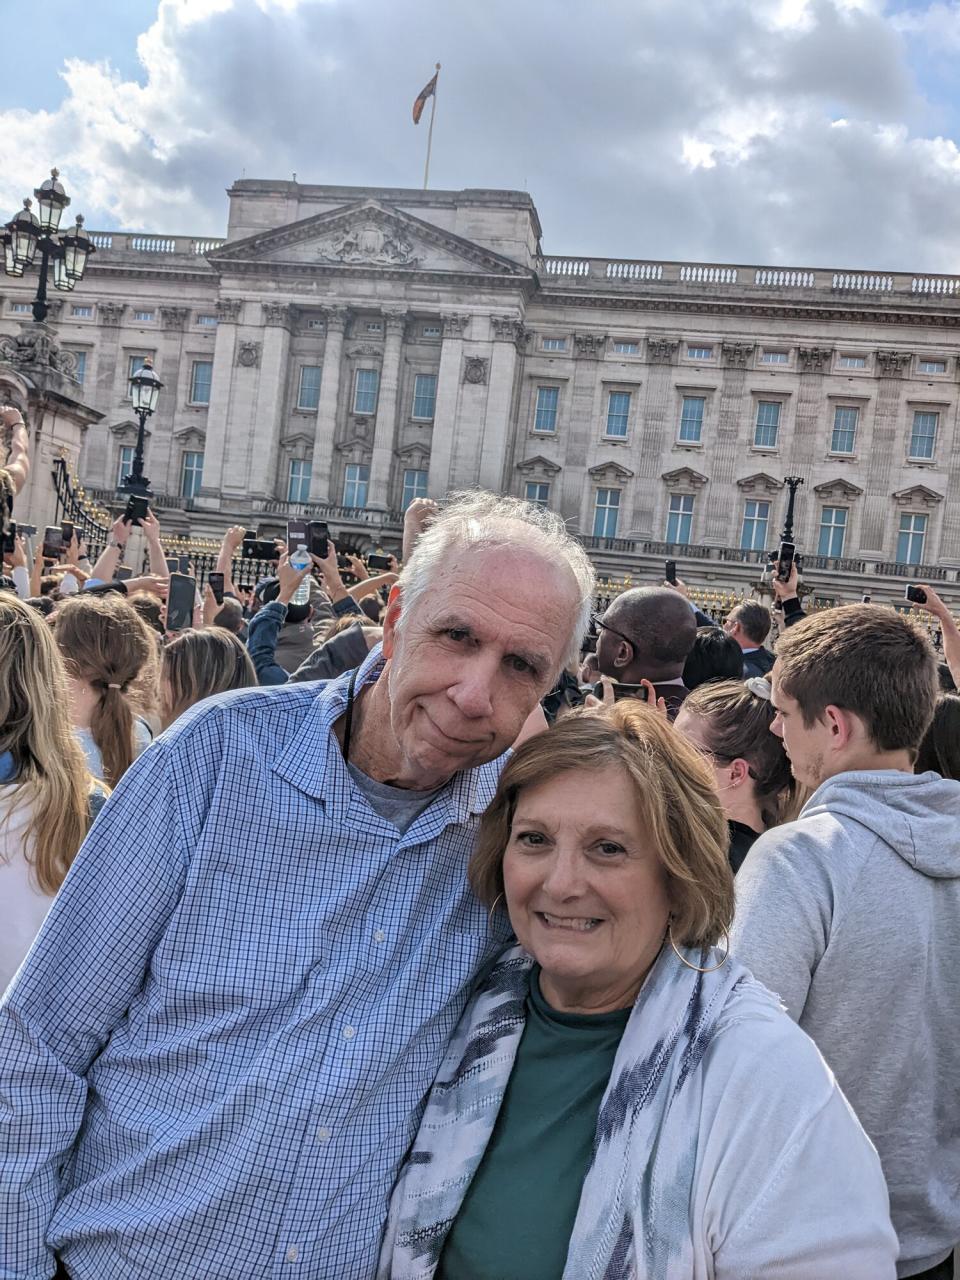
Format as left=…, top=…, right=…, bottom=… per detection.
left=788, top=347, right=833, bottom=546
left=367, top=308, right=406, bottom=509
left=702, top=342, right=755, bottom=544
left=559, top=332, right=608, bottom=529
left=478, top=341, right=518, bottom=492
left=426, top=313, right=468, bottom=498
left=308, top=305, right=348, bottom=503
left=197, top=297, right=241, bottom=508
left=238, top=302, right=292, bottom=499
left=858, top=350, right=910, bottom=555
left=631, top=337, right=679, bottom=538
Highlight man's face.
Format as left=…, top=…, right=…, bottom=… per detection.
left=770, top=670, right=832, bottom=789
left=382, top=547, right=577, bottom=785
left=595, top=607, right=631, bottom=677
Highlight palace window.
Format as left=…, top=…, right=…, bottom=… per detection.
left=614, top=341, right=638, bottom=355
left=190, top=360, right=213, bottom=405
left=180, top=451, right=204, bottom=499
left=918, top=359, right=946, bottom=374
left=908, top=411, right=938, bottom=460
left=753, top=400, right=781, bottom=449
left=686, top=345, right=713, bottom=360
left=543, top=337, right=566, bottom=351
left=117, top=446, right=135, bottom=487
left=831, top=405, right=859, bottom=454
left=605, top=391, right=631, bottom=438
left=287, top=459, right=311, bottom=504
left=740, top=499, right=770, bottom=552
left=343, top=463, right=370, bottom=508
left=666, top=494, right=694, bottom=544
left=678, top=395, right=705, bottom=443
left=525, top=481, right=550, bottom=508
left=412, top=373, right=438, bottom=420
left=353, top=368, right=380, bottom=415
left=817, top=507, right=847, bottom=558
left=896, top=512, right=927, bottom=566
left=593, top=488, right=621, bottom=538
left=297, top=365, right=322, bottom=411
left=838, top=354, right=866, bottom=369
left=534, top=386, right=559, bottom=433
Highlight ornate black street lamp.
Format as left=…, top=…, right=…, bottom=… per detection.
left=1, top=169, right=96, bottom=321
left=780, top=476, right=804, bottom=543
left=122, top=359, right=164, bottom=497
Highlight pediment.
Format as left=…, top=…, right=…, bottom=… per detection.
left=736, top=472, right=783, bottom=494
left=173, top=424, right=206, bottom=445
left=661, top=466, right=708, bottom=490
left=516, top=454, right=561, bottom=475
left=892, top=484, right=944, bottom=508
left=335, top=435, right=372, bottom=463
left=281, top=430, right=314, bottom=448
left=588, top=461, right=634, bottom=481
left=397, top=442, right=430, bottom=466
left=208, top=199, right=531, bottom=279
left=813, top=477, right=863, bottom=500
left=109, top=420, right=151, bottom=441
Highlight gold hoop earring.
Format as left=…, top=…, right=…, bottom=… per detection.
left=488, top=892, right=505, bottom=931
left=667, top=923, right=730, bottom=973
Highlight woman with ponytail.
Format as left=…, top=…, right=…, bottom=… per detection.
left=52, top=593, right=155, bottom=787
left=0, top=595, right=104, bottom=989
left=674, top=677, right=796, bottom=874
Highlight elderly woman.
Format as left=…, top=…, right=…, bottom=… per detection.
left=379, top=704, right=896, bottom=1280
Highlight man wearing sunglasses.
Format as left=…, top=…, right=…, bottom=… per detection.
left=594, top=586, right=698, bottom=717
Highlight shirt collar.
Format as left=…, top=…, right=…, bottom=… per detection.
left=0, top=751, right=17, bottom=782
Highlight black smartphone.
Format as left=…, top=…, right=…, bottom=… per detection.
left=165, top=557, right=179, bottom=574
left=208, top=571, right=225, bottom=606
left=255, top=539, right=279, bottom=560
left=665, top=558, right=677, bottom=586
left=337, top=553, right=352, bottom=570
left=42, top=526, right=63, bottom=559
left=61, top=520, right=75, bottom=544
left=166, top=573, right=196, bottom=631
left=593, top=680, right=648, bottom=703
left=178, top=555, right=190, bottom=574
left=367, top=552, right=393, bottom=571
left=1, top=520, right=15, bottom=555
left=776, top=542, right=796, bottom=582
left=308, top=521, right=329, bottom=559
left=862, top=593, right=872, bottom=604
left=123, top=494, right=149, bottom=526
left=116, top=565, right=134, bottom=582
left=906, top=585, right=927, bottom=605
left=287, top=518, right=309, bottom=556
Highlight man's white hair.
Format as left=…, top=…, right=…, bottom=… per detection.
left=397, top=490, right=595, bottom=673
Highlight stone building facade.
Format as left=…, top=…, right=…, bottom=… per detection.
left=3, top=179, right=960, bottom=599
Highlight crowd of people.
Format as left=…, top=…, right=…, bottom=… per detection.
left=2, top=397, right=960, bottom=1279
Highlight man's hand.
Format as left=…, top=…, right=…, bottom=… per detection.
left=402, top=497, right=438, bottom=561
left=123, top=575, right=168, bottom=597
left=67, top=532, right=81, bottom=564
left=0, top=405, right=25, bottom=430
left=110, top=516, right=130, bottom=549
left=639, top=678, right=669, bottom=718
left=141, top=509, right=162, bottom=544
left=914, top=585, right=952, bottom=624
left=223, top=525, right=246, bottom=553
left=10, top=534, right=27, bottom=569
left=61, top=563, right=89, bottom=585
left=771, top=560, right=799, bottom=602
left=202, top=584, right=220, bottom=627
left=663, top=576, right=691, bottom=600
left=347, top=554, right=368, bottom=581
left=277, top=552, right=312, bottom=605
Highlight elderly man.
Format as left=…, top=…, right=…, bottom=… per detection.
left=0, top=492, right=593, bottom=1280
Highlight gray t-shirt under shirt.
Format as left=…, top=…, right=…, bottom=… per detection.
left=346, top=762, right=442, bottom=835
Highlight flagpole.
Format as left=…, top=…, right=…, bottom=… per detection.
left=423, top=62, right=440, bottom=190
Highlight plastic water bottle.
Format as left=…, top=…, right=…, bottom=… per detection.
left=290, top=544, right=311, bottom=605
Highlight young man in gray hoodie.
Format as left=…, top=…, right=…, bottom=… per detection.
left=730, top=604, right=960, bottom=1280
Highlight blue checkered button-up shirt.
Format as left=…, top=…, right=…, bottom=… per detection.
left=0, top=649, right=511, bottom=1279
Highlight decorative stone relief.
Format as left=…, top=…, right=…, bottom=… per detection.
left=442, top=313, right=470, bottom=340
left=383, top=309, right=407, bottom=336
left=98, top=301, right=126, bottom=327
left=588, top=461, right=634, bottom=482
left=0, top=324, right=77, bottom=379
left=813, top=478, right=863, bottom=501
left=236, top=341, right=262, bottom=369
left=661, top=466, right=708, bottom=492
left=463, top=356, right=489, bottom=385
left=216, top=298, right=242, bottom=323
left=160, top=306, right=189, bottom=331
left=736, top=472, right=783, bottom=495
left=490, top=315, right=526, bottom=345
left=876, top=350, right=912, bottom=378
left=574, top=332, right=608, bottom=358
left=647, top=337, right=679, bottom=364
left=316, top=221, right=420, bottom=267
left=892, top=484, right=943, bottom=508
left=263, top=302, right=293, bottom=327
left=722, top=342, right=755, bottom=369
left=516, top=454, right=561, bottom=477
left=798, top=346, right=834, bottom=373
left=346, top=345, right=383, bottom=359
left=323, top=305, right=350, bottom=333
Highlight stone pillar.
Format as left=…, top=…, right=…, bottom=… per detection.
left=240, top=302, right=292, bottom=499
left=789, top=347, right=834, bottom=547
left=426, top=314, right=468, bottom=498
left=631, top=337, right=679, bottom=538
left=367, top=308, right=406, bottom=509
left=858, top=351, right=910, bottom=554
left=197, top=298, right=241, bottom=507
left=477, top=345, right=517, bottom=492
left=309, top=306, right=348, bottom=503
left=702, top=342, right=755, bottom=545
left=559, top=332, right=608, bottom=530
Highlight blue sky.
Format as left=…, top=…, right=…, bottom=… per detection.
left=3, top=0, right=960, bottom=271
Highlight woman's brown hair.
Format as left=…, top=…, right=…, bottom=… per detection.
left=682, top=678, right=795, bottom=829
left=53, top=593, right=155, bottom=787
left=0, top=595, right=94, bottom=894
left=469, top=702, right=734, bottom=947
left=161, top=626, right=257, bottom=727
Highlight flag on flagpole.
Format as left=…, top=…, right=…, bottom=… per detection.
left=412, top=68, right=439, bottom=124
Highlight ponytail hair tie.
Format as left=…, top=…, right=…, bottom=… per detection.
left=107, top=682, right=123, bottom=690
left=745, top=676, right=772, bottom=701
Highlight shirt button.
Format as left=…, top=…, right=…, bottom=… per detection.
left=342, top=1025, right=356, bottom=1040
left=317, top=1126, right=331, bottom=1143
left=373, top=929, right=386, bottom=944
left=286, top=1246, right=299, bottom=1263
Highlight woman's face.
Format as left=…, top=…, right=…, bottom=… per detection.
left=502, top=766, right=672, bottom=1014
left=673, top=706, right=750, bottom=819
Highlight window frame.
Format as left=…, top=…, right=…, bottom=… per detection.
left=686, top=345, right=714, bottom=361
left=401, top=468, right=429, bottom=511
left=753, top=399, right=782, bottom=450
left=759, top=350, right=789, bottom=365
left=837, top=353, right=867, bottom=370
left=133, top=309, right=155, bottom=323
left=117, top=445, right=135, bottom=488
left=196, top=313, right=218, bottom=327
left=411, top=372, right=438, bottom=421
left=896, top=512, right=928, bottom=566
left=287, top=458, right=312, bottom=505
left=189, top=359, right=213, bottom=406
left=592, top=487, right=621, bottom=539
left=343, top=463, right=370, bottom=509
left=908, top=409, right=939, bottom=461
left=740, top=498, right=770, bottom=552
left=542, top=337, right=567, bottom=352
left=666, top=493, right=695, bottom=544
left=524, top=481, right=550, bottom=508
left=604, top=389, right=631, bottom=439
left=296, top=364, right=322, bottom=411
left=917, top=358, right=947, bottom=375
left=71, top=304, right=94, bottom=319
left=613, top=340, right=639, bottom=355
left=830, top=403, right=860, bottom=455
left=678, top=394, right=706, bottom=444
left=180, top=450, right=204, bottom=499
left=353, top=367, right=380, bottom=416
left=817, top=506, right=848, bottom=558
left=533, top=384, right=560, bottom=434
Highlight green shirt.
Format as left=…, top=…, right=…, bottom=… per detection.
left=436, top=966, right=631, bottom=1280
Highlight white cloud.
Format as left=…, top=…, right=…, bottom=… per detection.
left=2, top=0, right=959, bottom=271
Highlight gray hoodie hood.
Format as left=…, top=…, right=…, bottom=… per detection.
left=801, top=769, right=960, bottom=879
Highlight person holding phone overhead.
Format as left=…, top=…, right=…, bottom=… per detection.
left=0, top=492, right=594, bottom=1280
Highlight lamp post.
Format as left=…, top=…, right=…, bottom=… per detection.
left=123, top=359, right=163, bottom=497
left=1, top=169, right=96, bottom=321
left=780, top=476, right=804, bottom=543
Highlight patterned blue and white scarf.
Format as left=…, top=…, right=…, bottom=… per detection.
left=378, top=939, right=779, bottom=1280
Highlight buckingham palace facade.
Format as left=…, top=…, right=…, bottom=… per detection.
left=4, top=178, right=960, bottom=597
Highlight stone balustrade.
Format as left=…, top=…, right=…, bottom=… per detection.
left=87, top=232, right=225, bottom=257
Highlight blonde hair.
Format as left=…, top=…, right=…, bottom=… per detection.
left=0, top=595, right=94, bottom=894
left=53, top=593, right=155, bottom=787
left=469, top=702, right=734, bottom=947
left=161, top=626, right=257, bottom=727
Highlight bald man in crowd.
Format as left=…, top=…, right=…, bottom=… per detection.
left=594, top=586, right=697, bottom=716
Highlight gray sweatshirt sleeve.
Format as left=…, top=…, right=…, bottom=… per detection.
left=729, top=827, right=834, bottom=1021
